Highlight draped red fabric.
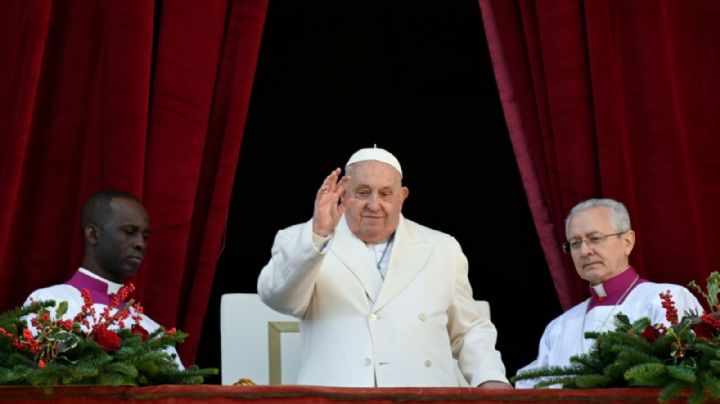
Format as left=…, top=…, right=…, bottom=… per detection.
left=479, top=0, right=720, bottom=310
left=0, top=0, right=268, bottom=364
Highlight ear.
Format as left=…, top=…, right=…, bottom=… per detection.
left=623, top=230, right=635, bottom=256
left=400, top=186, right=409, bottom=202
left=84, top=224, right=99, bottom=245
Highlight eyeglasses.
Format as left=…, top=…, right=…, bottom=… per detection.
left=562, top=232, right=627, bottom=253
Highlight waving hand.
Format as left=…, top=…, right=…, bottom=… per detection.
left=312, top=168, right=351, bottom=237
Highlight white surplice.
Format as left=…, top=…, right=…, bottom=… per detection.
left=515, top=282, right=702, bottom=388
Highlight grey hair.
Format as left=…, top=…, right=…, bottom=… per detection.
left=564, top=198, right=631, bottom=238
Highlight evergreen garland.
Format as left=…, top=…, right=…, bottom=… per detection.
left=513, top=272, right=720, bottom=404
left=0, top=287, right=217, bottom=387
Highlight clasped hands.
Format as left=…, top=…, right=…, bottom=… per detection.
left=477, top=380, right=513, bottom=389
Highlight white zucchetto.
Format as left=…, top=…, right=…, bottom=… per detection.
left=345, top=146, right=402, bottom=177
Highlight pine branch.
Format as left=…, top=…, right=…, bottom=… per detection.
left=512, top=364, right=585, bottom=383
left=624, top=363, right=668, bottom=386
left=574, top=374, right=613, bottom=388
left=613, top=345, right=663, bottom=368
left=658, top=381, right=687, bottom=403
left=700, top=370, right=720, bottom=400
left=666, top=365, right=697, bottom=383
left=708, top=359, right=720, bottom=373
left=688, top=386, right=706, bottom=404
left=531, top=376, right=581, bottom=388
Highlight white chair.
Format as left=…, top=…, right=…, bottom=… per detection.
left=220, top=293, right=302, bottom=385
left=219, top=293, right=490, bottom=386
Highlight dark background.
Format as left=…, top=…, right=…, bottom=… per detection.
left=197, top=0, right=562, bottom=383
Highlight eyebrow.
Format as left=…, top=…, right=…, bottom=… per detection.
left=355, top=184, right=395, bottom=189
left=568, top=231, right=604, bottom=239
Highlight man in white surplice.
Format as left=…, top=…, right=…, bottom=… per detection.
left=514, top=198, right=702, bottom=388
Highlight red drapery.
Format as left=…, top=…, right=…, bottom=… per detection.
left=0, top=0, right=268, bottom=364
left=479, top=0, right=720, bottom=309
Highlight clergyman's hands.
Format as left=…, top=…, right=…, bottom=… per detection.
left=312, top=168, right=351, bottom=237
left=477, top=381, right=513, bottom=389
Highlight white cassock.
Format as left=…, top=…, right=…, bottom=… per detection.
left=258, top=215, right=508, bottom=387
left=515, top=282, right=702, bottom=388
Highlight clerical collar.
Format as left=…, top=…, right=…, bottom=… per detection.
left=587, top=266, right=646, bottom=310
left=65, top=268, right=124, bottom=305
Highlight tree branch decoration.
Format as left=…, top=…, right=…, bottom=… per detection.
left=0, top=283, right=217, bottom=387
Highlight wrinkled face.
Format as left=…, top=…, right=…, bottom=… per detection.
left=93, top=198, right=150, bottom=282
left=566, top=206, right=634, bottom=284
left=342, top=160, right=408, bottom=244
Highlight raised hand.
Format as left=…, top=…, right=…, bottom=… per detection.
left=312, top=168, right=351, bottom=237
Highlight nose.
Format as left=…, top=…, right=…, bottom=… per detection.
left=579, top=240, right=594, bottom=256
left=366, top=193, right=381, bottom=211
left=133, top=234, right=147, bottom=252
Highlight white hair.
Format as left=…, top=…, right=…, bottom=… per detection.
left=564, top=198, right=631, bottom=238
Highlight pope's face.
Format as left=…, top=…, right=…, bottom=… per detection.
left=342, top=160, right=408, bottom=244
left=566, top=206, right=634, bottom=284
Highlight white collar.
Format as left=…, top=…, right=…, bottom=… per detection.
left=591, top=283, right=607, bottom=298
left=78, top=267, right=123, bottom=294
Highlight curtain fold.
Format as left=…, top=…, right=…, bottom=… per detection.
left=0, top=0, right=268, bottom=364
left=479, top=0, right=720, bottom=309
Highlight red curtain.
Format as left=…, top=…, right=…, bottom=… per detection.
left=479, top=0, right=720, bottom=310
left=0, top=0, right=268, bottom=364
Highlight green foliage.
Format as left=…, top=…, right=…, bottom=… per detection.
left=624, top=363, right=667, bottom=386
left=666, top=365, right=696, bottom=383
left=658, top=381, right=685, bottom=403
left=0, top=301, right=55, bottom=336
left=0, top=300, right=217, bottom=387
left=574, top=374, right=613, bottom=388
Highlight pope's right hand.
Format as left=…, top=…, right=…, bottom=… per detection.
left=312, top=168, right=350, bottom=237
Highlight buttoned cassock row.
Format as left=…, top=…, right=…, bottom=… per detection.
left=257, top=214, right=508, bottom=387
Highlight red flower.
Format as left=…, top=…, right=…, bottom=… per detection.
left=693, top=322, right=716, bottom=341
left=92, top=326, right=122, bottom=352
left=131, top=324, right=149, bottom=341
left=640, top=325, right=661, bottom=342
